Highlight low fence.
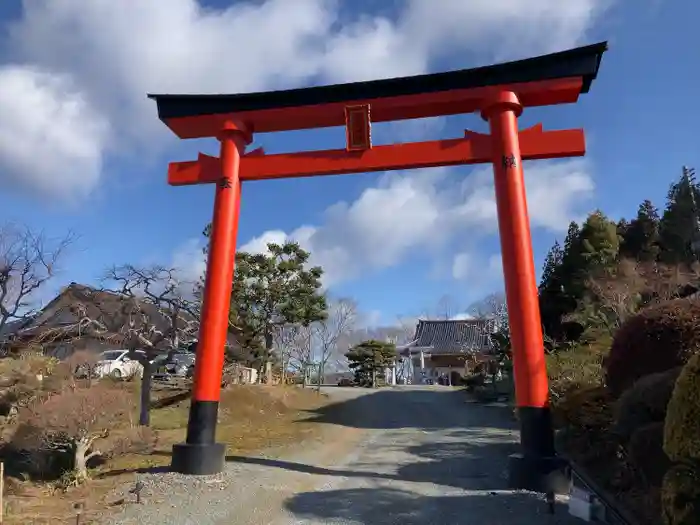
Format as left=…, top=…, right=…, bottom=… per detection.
left=559, top=454, right=639, bottom=524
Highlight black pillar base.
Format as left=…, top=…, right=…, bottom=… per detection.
left=170, top=399, right=225, bottom=475
left=509, top=405, right=571, bottom=494
left=171, top=441, right=226, bottom=475
left=508, top=453, right=571, bottom=494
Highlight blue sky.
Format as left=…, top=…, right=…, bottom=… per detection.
left=0, top=0, right=696, bottom=326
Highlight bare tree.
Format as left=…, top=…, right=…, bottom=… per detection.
left=101, top=264, right=199, bottom=425
left=287, top=324, right=314, bottom=387
left=469, top=292, right=507, bottom=323
left=435, top=294, right=460, bottom=320
left=579, top=259, right=646, bottom=335
left=0, top=224, right=74, bottom=341
left=314, top=298, right=357, bottom=390
left=468, top=292, right=509, bottom=364
left=575, top=259, right=699, bottom=337
left=273, top=324, right=298, bottom=385
left=637, top=260, right=697, bottom=304
left=37, top=267, right=200, bottom=426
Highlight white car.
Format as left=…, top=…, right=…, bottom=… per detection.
left=94, top=349, right=145, bottom=379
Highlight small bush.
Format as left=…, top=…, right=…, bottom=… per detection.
left=551, top=385, right=613, bottom=430
left=628, top=422, right=671, bottom=487
left=661, top=462, right=700, bottom=525
left=606, top=298, right=700, bottom=396
left=10, top=384, right=135, bottom=481
left=614, top=367, right=681, bottom=443
left=664, top=352, right=700, bottom=462
left=553, top=386, right=623, bottom=482
left=0, top=365, right=67, bottom=418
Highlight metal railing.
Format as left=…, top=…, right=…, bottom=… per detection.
left=566, top=458, right=640, bottom=525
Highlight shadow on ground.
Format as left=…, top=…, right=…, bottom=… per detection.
left=225, top=432, right=518, bottom=491
left=303, top=388, right=516, bottom=431
left=285, top=487, right=565, bottom=524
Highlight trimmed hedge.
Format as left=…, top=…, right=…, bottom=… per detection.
left=664, top=352, right=700, bottom=462
left=661, top=462, right=700, bottom=525
left=606, top=298, right=700, bottom=396
left=627, top=422, right=671, bottom=487
left=613, top=367, right=681, bottom=443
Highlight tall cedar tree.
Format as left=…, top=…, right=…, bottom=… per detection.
left=539, top=222, right=581, bottom=339
left=620, top=200, right=661, bottom=262
left=539, top=212, right=619, bottom=341
left=658, top=171, right=700, bottom=265
left=345, top=339, right=397, bottom=388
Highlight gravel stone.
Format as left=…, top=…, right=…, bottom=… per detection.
left=99, top=386, right=584, bottom=525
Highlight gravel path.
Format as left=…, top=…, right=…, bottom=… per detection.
left=101, top=386, right=583, bottom=525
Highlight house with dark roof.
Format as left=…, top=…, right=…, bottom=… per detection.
left=0, top=282, right=232, bottom=360
left=396, top=318, right=497, bottom=384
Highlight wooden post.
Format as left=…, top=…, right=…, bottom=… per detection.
left=0, top=461, right=4, bottom=524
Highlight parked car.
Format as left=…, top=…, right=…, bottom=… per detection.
left=337, top=378, right=354, bottom=386
left=94, top=349, right=145, bottom=379
left=153, top=349, right=196, bottom=379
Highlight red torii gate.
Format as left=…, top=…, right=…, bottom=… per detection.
left=149, top=42, right=607, bottom=493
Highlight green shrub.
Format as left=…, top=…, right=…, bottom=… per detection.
left=664, top=352, right=700, bottom=462
left=661, top=462, right=700, bottom=525
left=614, top=367, right=681, bottom=442
left=628, top=422, right=671, bottom=487
left=553, top=386, right=621, bottom=478
left=551, top=385, right=613, bottom=430
left=547, top=342, right=607, bottom=405
left=606, top=298, right=700, bottom=396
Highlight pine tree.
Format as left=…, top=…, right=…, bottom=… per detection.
left=620, top=199, right=660, bottom=262
left=345, top=340, right=396, bottom=387
left=231, top=241, right=328, bottom=378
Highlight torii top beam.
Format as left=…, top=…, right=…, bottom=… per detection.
left=148, top=42, right=607, bottom=185
left=148, top=42, right=607, bottom=139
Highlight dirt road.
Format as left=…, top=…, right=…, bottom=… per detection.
left=105, top=386, right=582, bottom=525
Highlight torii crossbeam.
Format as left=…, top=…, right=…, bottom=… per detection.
left=149, top=42, right=608, bottom=494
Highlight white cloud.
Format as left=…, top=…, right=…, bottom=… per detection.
left=171, top=237, right=206, bottom=284
left=237, top=159, right=595, bottom=287
left=452, top=253, right=472, bottom=280
left=488, top=254, right=504, bottom=278
left=0, top=65, right=109, bottom=200
left=450, top=313, right=476, bottom=320
left=1, top=0, right=610, bottom=199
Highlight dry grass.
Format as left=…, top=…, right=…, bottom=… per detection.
left=0, top=382, right=332, bottom=524
left=546, top=334, right=610, bottom=408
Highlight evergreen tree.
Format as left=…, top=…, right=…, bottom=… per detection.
left=539, top=213, right=619, bottom=341
left=620, top=199, right=660, bottom=262
left=539, top=222, right=582, bottom=340
left=345, top=339, right=397, bottom=388
left=578, top=210, right=620, bottom=274
left=200, top=225, right=327, bottom=375
left=231, top=241, right=327, bottom=376
left=539, top=241, right=563, bottom=291
left=616, top=218, right=630, bottom=241
left=658, top=168, right=700, bottom=265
